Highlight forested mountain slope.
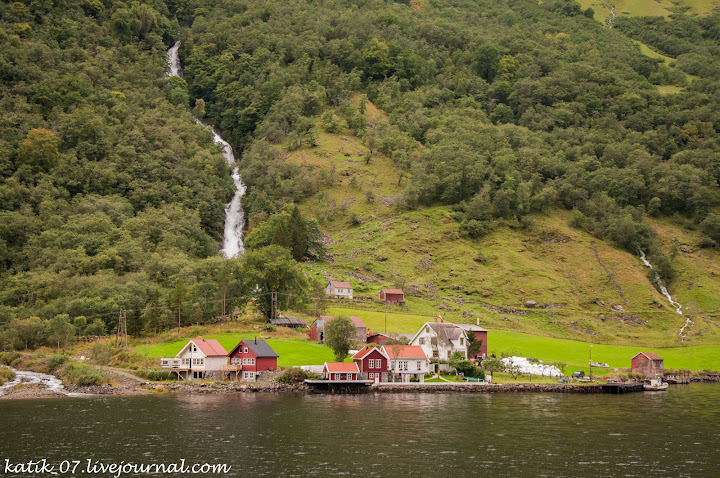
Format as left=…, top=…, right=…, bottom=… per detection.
left=2, top=0, right=720, bottom=349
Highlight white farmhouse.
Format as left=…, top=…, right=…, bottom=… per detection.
left=409, top=322, right=468, bottom=361
left=160, top=338, right=228, bottom=381
left=325, top=281, right=353, bottom=299
left=382, top=345, right=430, bottom=382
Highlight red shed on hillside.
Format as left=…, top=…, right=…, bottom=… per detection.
left=631, top=352, right=664, bottom=377
left=225, top=339, right=279, bottom=382
left=379, top=289, right=405, bottom=306
left=352, top=346, right=389, bottom=382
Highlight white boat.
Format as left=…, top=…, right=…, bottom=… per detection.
left=644, top=377, right=668, bottom=391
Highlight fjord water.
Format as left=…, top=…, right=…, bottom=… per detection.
left=1, top=385, right=719, bottom=477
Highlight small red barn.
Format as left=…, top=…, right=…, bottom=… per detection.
left=456, top=324, right=488, bottom=358
left=322, top=362, right=360, bottom=381
left=352, top=346, right=389, bottom=382
left=631, top=352, right=664, bottom=377
left=226, top=339, right=279, bottom=382
left=379, top=289, right=405, bottom=306
left=366, top=331, right=392, bottom=345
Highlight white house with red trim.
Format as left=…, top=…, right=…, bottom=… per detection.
left=325, top=281, right=353, bottom=299
left=322, top=362, right=360, bottom=381
left=382, top=345, right=430, bottom=382
left=160, top=338, right=228, bottom=380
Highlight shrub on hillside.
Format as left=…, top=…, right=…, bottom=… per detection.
left=0, top=367, right=15, bottom=386
left=64, top=363, right=105, bottom=386
left=47, top=354, right=68, bottom=372
left=277, top=367, right=310, bottom=384
left=0, top=352, right=21, bottom=367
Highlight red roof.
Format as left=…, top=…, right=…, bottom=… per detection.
left=633, top=351, right=663, bottom=361
left=352, top=346, right=388, bottom=360
left=319, top=315, right=366, bottom=328
left=381, top=345, right=428, bottom=360
left=191, top=339, right=227, bottom=357
left=330, top=281, right=352, bottom=289
left=381, top=289, right=404, bottom=295
left=324, top=362, right=360, bottom=373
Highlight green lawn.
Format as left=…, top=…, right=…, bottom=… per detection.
left=490, top=330, right=720, bottom=373
left=137, top=334, right=335, bottom=367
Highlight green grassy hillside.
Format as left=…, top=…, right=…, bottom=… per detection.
left=579, top=0, right=719, bottom=20
left=289, top=115, right=720, bottom=348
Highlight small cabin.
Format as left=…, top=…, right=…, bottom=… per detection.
left=225, top=339, right=279, bottom=382
left=322, top=362, right=360, bottom=381
left=366, top=331, right=392, bottom=345
left=310, top=315, right=367, bottom=343
left=352, top=346, right=389, bottom=382
left=631, top=352, right=664, bottom=377
left=325, top=281, right=353, bottom=300
left=379, top=289, right=405, bottom=306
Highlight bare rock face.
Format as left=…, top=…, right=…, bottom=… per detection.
left=525, top=300, right=537, bottom=308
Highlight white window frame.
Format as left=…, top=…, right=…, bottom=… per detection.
left=231, top=358, right=240, bottom=365
left=243, top=346, right=248, bottom=353
left=417, top=361, right=422, bottom=370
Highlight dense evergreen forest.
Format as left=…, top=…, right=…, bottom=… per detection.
left=2, top=0, right=720, bottom=349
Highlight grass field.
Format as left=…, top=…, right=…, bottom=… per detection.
left=578, top=0, right=719, bottom=20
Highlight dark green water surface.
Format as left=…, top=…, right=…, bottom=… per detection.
left=1, top=385, right=719, bottom=477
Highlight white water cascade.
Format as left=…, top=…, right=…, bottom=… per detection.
left=638, top=248, right=692, bottom=341
left=0, top=368, right=80, bottom=397
left=166, top=42, right=246, bottom=258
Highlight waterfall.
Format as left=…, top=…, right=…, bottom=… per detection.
left=166, top=41, right=245, bottom=258
left=638, top=248, right=691, bottom=341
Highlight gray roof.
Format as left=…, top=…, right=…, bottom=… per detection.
left=456, top=324, right=488, bottom=332
left=244, top=339, right=279, bottom=358
left=428, top=323, right=465, bottom=346
left=270, top=317, right=308, bottom=327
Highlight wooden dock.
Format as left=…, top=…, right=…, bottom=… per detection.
left=304, top=379, right=374, bottom=392
left=601, top=383, right=645, bottom=394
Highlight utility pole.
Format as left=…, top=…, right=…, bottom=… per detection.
left=384, top=303, right=387, bottom=333
left=116, top=311, right=127, bottom=348
left=271, top=291, right=278, bottom=321
left=589, top=345, right=593, bottom=380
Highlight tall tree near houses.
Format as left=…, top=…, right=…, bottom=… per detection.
left=172, top=279, right=188, bottom=329
left=324, top=316, right=357, bottom=362
left=288, top=205, right=308, bottom=261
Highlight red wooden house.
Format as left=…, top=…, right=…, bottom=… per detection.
left=352, top=346, right=389, bottom=382
left=456, top=324, right=488, bottom=358
left=322, top=362, right=360, bottom=381
left=631, top=352, right=664, bottom=377
left=225, top=339, right=279, bottom=382
left=379, top=289, right=405, bottom=306
left=366, top=331, right=392, bottom=345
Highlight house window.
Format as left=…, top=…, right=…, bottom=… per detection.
left=333, top=374, right=338, bottom=380
left=460, top=338, right=464, bottom=345
left=242, top=358, right=256, bottom=365
left=192, top=358, right=204, bottom=366
left=399, top=361, right=408, bottom=371
left=192, top=345, right=197, bottom=352
left=231, top=358, right=240, bottom=365
left=419, top=338, right=425, bottom=345
left=369, top=373, right=375, bottom=379
left=243, top=346, right=248, bottom=353
left=182, top=358, right=189, bottom=365
left=417, top=361, right=422, bottom=370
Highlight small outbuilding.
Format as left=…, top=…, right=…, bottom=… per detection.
left=322, top=362, right=360, bottom=381
left=379, top=289, right=405, bottom=306
left=456, top=323, right=488, bottom=359
left=631, top=352, right=664, bottom=377
left=310, top=315, right=367, bottom=343
left=325, top=281, right=354, bottom=299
